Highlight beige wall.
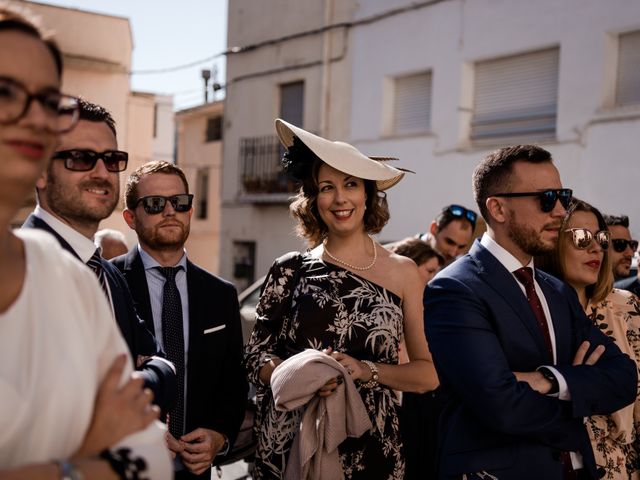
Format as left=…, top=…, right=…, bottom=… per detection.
left=176, top=102, right=224, bottom=274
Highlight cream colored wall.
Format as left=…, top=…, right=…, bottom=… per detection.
left=176, top=102, right=224, bottom=274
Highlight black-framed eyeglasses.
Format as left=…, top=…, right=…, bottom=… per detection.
left=565, top=228, right=610, bottom=250
left=493, top=188, right=573, bottom=213
left=0, top=76, right=80, bottom=133
left=446, top=204, right=477, bottom=229
left=611, top=238, right=639, bottom=253
left=52, top=149, right=128, bottom=173
left=136, top=194, right=194, bottom=215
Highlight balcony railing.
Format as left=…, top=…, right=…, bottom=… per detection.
left=239, top=135, right=298, bottom=198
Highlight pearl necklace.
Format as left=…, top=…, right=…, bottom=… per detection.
left=322, top=235, right=377, bottom=271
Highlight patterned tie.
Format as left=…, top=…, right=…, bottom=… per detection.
left=87, top=249, right=109, bottom=298
left=158, top=266, right=185, bottom=439
left=513, top=267, right=554, bottom=361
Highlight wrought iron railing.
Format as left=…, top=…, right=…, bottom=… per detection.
left=239, top=135, right=298, bottom=196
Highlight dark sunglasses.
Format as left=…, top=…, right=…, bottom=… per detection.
left=611, top=238, right=639, bottom=253
left=493, top=188, right=573, bottom=213
left=446, top=204, right=477, bottom=229
left=52, top=149, right=128, bottom=173
left=136, top=194, right=194, bottom=215
left=565, top=228, right=610, bottom=250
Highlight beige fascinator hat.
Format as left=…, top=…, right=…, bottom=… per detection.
left=275, top=118, right=408, bottom=191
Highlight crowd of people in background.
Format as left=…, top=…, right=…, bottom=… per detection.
left=1, top=4, right=639, bottom=480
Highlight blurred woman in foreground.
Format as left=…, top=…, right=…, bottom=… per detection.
left=0, top=6, right=170, bottom=479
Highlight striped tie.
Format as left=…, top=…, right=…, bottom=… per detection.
left=87, top=249, right=109, bottom=298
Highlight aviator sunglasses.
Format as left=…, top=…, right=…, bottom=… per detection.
left=52, top=149, right=128, bottom=173
left=136, top=194, right=194, bottom=215
left=446, top=205, right=477, bottom=229
left=565, top=228, right=610, bottom=250
left=493, top=188, right=573, bottom=213
left=611, top=239, right=639, bottom=253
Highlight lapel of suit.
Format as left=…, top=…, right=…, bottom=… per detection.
left=185, top=260, right=200, bottom=359
left=470, top=241, right=550, bottom=356
left=23, top=214, right=81, bottom=261
left=536, top=272, right=572, bottom=364
left=123, top=249, right=156, bottom=336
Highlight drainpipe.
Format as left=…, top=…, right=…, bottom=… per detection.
left=320, top=0, right=334, bottom=137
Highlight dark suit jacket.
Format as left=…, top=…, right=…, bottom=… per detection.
left=112, top=247, right=248, bottom=473
left=615, top=276, right=640, bottom=298
left=424, top=240, right=637, bottom=480
left=22, top=214, right=176, bottom=411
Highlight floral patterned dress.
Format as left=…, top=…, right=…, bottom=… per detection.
left=244, top=252, right=405, bottom=480
left=585, top=289, right=640, bottom=480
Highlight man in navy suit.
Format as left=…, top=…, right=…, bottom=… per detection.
left=23, top=99, right=175, bottom=412
left=424, top=145, right=637, bottom=480
left=112, top=161, right=247, bottom=479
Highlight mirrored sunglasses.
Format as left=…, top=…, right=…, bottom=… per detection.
left=447, top=204, right=477, bottom=229
left=136, top=194, right=194, bottom=215
left=565, top=228, right=610, bottom=250
left=611, top=239, right=639, bottom=253
left=493, top=188, right=573, bottom=213
left=52, top=149, right=128, bottom=173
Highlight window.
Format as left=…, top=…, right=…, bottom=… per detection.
left=393, top=71, right=432, bottom=134
left=279, top=81, right=304, bottom=126
left=471, top=48, right=559, bottom=144
left=205, top=116, right=223, bottom=142
left=616, top=30, right=640, bottom=107
left=195, top=168, right=209, bottom=219
left=232, top=241, right=256, bottom=291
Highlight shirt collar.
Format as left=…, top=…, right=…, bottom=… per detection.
left=138, top=244, right=188, bottom=272
left=480, top=233, right=535, bottom=273
left=33, top=205, right=97, bottom=263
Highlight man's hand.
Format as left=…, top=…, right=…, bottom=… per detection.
left=74, top=354, right=159, bottom=457
left=165, top=431, right=183, bottom=460
left=572, top=341, right=605, bottom=366
left=179, top=428, right=226, bottom=475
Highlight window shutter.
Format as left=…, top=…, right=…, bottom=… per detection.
left=394, top=72, right=432, bottom=134
left=616, top=31, right=640, bottom=106
left=279, top=81, right=305, bottom=126
left=472, top=48, right=559, bottom=144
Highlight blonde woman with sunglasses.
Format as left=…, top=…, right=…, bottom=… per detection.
left=537, top=198, right=640, bottom=480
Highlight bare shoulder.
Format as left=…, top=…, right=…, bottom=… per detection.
left=377, top=247, right=422, bottom=289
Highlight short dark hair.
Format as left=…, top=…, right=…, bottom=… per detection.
left=473, top=145, right=553, bottom=224
left=125, top=161, right=189, bottom=210
left=0, top=6, right=63, bottom=78
left=603, top=214, right=629, bottom=228
left=390, top=237, right=444, bottom=267
left=75, top=98, right=117, bottom=137
left=434, top=204, right=476, bottom=231
left=290, top=157, right=390, bottom=247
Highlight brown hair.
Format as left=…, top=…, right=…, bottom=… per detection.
left=536, top=198, right=613, bottom=304
left=125, top=161, right=189, bottom=210
left=0, top=5, right=63, bottom=77
left=390, top=237, right=445, bottom=267
left=473, top=145, right=553, bottom=225
left=290, top=158, right=390, bottom=247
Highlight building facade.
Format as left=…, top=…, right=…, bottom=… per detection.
left=222, top=0, right=640, bottom=288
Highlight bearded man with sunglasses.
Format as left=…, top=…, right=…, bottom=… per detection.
left=113, top=160, right=247, bottom=479
left=22, top=98, right=176, bottom=413
left=424, top=145, right=637, bottom=480
left=604, top=215, right=638, bottom=282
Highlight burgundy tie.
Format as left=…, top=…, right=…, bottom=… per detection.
left=513, top=267, right=553, bottom=362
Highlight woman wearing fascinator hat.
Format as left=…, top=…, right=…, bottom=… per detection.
left=244, top=119, right=439, bottom=479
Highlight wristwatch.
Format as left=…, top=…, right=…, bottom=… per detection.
left=360, top=360, right=380, bottom=389
left=55, top=459, right=84, bottom=480
left=538, top=367, right=560, bottom=395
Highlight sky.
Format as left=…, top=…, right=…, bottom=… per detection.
left=42, top=0, right=228, bottom=110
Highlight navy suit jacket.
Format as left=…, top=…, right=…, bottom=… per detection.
left=112, top=247, right=248, bottom=472
left=22, top=214, right=176, bottom=411
left=424, top=240, right=637, bottom=480
left=615, top=276, right=640, bottom=298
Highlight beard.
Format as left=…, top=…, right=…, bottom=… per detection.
left=46, top=172, right=118, bottom=224
left=507, top=214, right=560, bottom=257
left=137, top=220, right=190, bottom=251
